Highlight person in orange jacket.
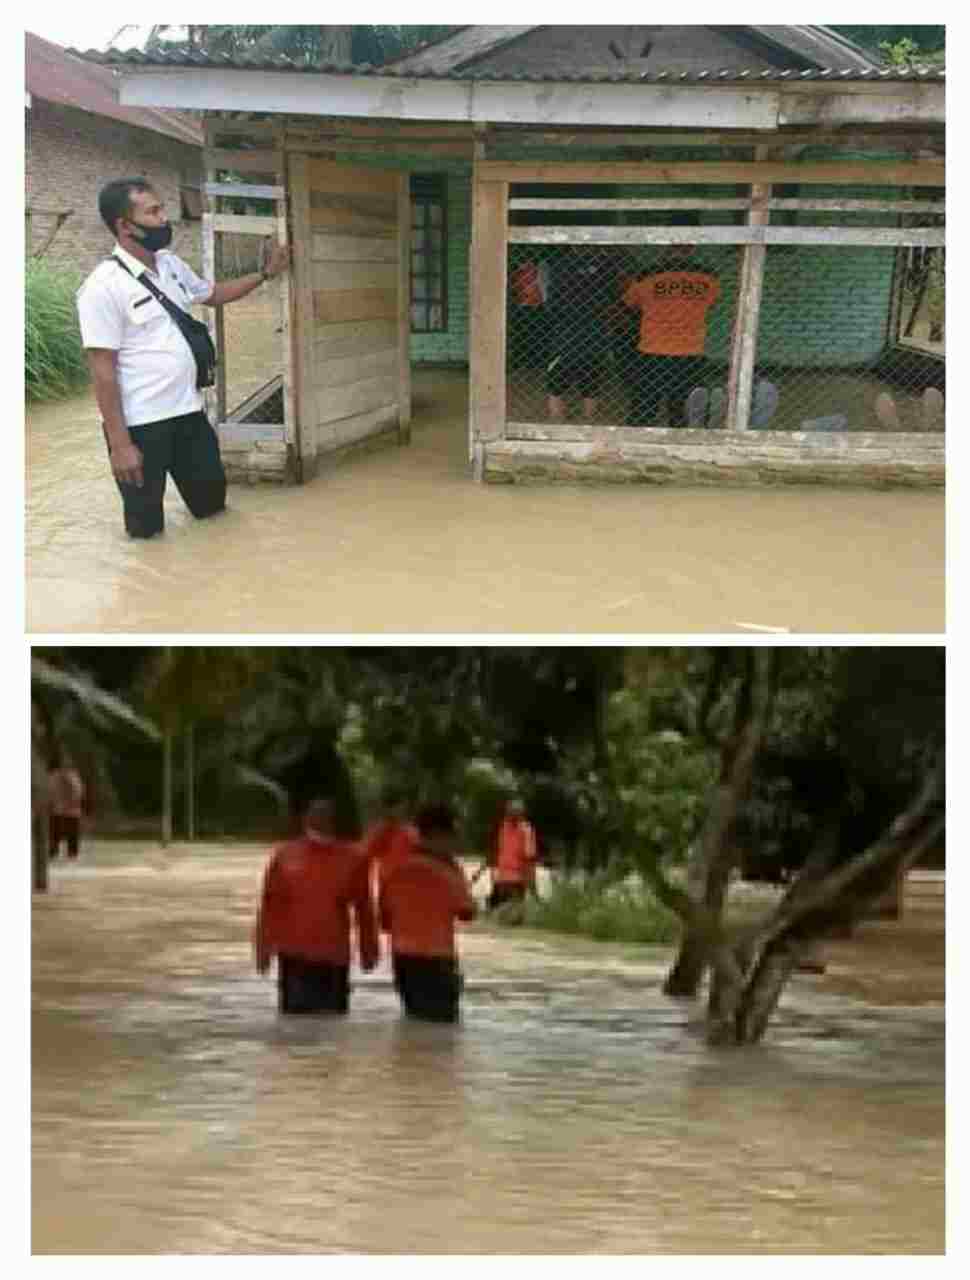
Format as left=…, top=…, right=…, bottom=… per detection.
left=364, top=784, right=419, bottom=894
left=254, top=796, right=379, bottom=1015
left=379, top=803, right=477, bottom=1023
left=482, top=796, right=539, bottom=912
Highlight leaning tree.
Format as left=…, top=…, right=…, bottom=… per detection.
left=611, top=647, right=943, bottom=1044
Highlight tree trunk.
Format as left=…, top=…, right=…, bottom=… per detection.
left=664, top=931, right=711, bottom=997
left=162, top=730, right=173, bottom=845
left=734, top=936, right=807, bottom=1045
left=663, top=650, right=779, bottom=997
left=32, top=809, right=49, bottom=893
left=184, top=725, right=195, bottom=842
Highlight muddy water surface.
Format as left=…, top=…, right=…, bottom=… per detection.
left=26, top=371, right=943, bottom=634
left=32, top=842, right=944, bottom=1254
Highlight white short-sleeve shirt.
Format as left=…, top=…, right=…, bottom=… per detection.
left=76, top=244, right=214, bottom=427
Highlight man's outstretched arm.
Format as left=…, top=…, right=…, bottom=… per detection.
left=204, top=243, right=290, bottom=307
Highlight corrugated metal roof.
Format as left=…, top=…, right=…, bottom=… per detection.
left=70, top=47, right=944, bottom=84
left=26, top=32, right=203, bottom=147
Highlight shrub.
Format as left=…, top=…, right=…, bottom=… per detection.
left=521, top=871, right=680, bottom=946
left=26, top=260, right=89, bottom=402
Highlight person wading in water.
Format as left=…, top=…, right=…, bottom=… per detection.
left=254, top=796, right=378, bottom=1015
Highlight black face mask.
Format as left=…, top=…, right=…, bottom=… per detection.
left=129, top=220, right=173, bottom=252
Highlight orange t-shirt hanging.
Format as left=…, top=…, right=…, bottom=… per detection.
left=623, top=269, right=721, bottom=356
left=511, top=260, right=547, bottom=309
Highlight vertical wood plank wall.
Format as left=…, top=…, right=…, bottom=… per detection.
left=301, top=157, right=404, bottom=465
left=287, top=151, right=313, bottom=476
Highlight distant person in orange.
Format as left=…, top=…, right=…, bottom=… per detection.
left=254, top=796, right=379, bottom=1015
left=379, top=803, right=477, bottom=1023
left=486, top=797, right=538, bottom=912
left=364, top=785, right=418, bottom=893
left=622, top=214, right=721, bottom=427
left=48, top=755, right=85, bottom=860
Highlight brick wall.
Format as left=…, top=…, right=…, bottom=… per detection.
left=25, top=98, right=203, bottom=275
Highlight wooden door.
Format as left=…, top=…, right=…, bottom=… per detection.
left=289, top=156, right=411, bottom=478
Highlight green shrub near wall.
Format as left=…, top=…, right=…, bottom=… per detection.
left=25, top=259, right=89, bottom=402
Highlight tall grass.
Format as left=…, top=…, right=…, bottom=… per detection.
left=520, top=872, right=681, bottom=946
left=26, top=260, right=89, bottom=402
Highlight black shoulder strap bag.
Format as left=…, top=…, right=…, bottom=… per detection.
left=113, top=257, right=218, bottom=389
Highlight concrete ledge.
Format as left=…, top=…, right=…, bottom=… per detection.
left=222, top=439, right=296, bottom=485
left=484, top=433, right=945, bottom=487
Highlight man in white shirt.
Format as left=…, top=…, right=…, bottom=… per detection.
left=77, top=177, right=289, bottom=538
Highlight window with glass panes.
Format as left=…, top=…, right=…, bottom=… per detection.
left=410, top=174, right=447, bottom=332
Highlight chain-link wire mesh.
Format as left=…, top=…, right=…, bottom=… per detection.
left=506, top=219, right=944, bottom=433
left=750, top=243, right=945, bottom=434
left=507, top=240, right=737, bottom=428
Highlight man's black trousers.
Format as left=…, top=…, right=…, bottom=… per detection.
left=108, top=410, right=226, bottom=538
left=277, top=955, right=350, bottom=1015
left=392, top=954, right=463, bottom=1023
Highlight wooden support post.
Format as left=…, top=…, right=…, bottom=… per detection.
left=727, top=152, right=772, bottom=432
left=203, top=121, right=227, bottom=424
left=161, top=730, right=173, bottom=846
left=397, top=171, right=412, bottom=445
left=184, top=726, right=195, bottom=843
left=274, top=122, right=294, bottom=457
left=286, top=149, right=312, bottom=479
left=469, top=172, right=508, bottom=475
left=32, top=807, right=49, bottom=893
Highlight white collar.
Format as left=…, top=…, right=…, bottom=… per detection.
left=113, top=242, right=163, bottom=278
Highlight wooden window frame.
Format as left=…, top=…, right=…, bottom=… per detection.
left=410, top=174, right=448, bottom=333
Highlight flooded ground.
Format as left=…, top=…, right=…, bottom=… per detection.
left=26, top=286, right=943, bottom=633
left=32, top=841, right=944, bottom=1254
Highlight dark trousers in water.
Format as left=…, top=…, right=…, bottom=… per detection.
left=392, top=953, right=462, bottom=1023
left=106, top=410, right=226, bottom=539
left=277, top=955, right=350, bottom=1015
left=628, top=354, right=707, bottom=426
left=487, top=882, right=526, bottom=912
left=48, top=814, right=80, bottom=858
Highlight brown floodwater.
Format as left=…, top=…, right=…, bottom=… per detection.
left=32, top=841, right=945, bottom=1254
left=26, top=370, right=944, bottom=634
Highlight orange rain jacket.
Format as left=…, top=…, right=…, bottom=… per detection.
left=364, top=818, right=419, bottom=888
left=494, top=817, right=538, bottom=886
left=379, top=852, right=477, bottom=958
left=255, top=834, right=379, bottom=969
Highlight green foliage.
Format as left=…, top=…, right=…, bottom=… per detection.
left=25, top=260, right=89, bottom=402
left=140, top=24, right=462, bottom=67
left=522, top=872, right=680, bottom=945
left=878, top=37, right=923, bottom=70
left=831, top=25, right=945, bottom=60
